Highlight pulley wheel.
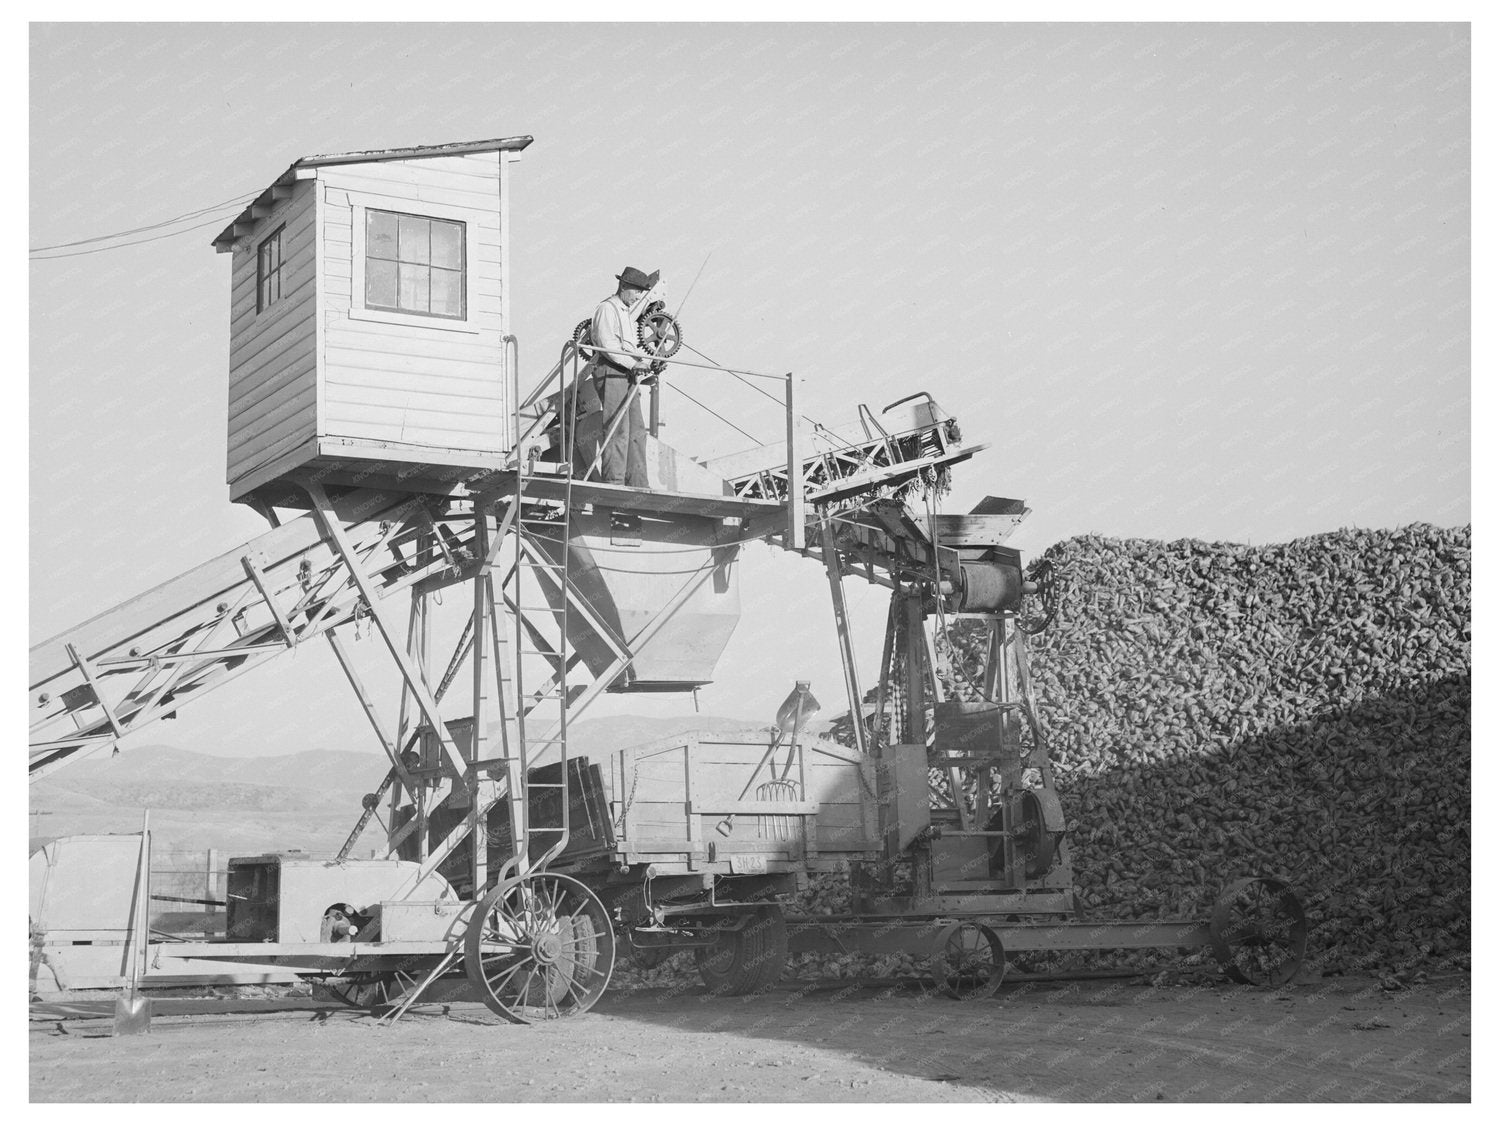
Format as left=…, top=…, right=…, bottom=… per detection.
left=1011, top=789, right=1060, bottom=880
left=464, top=871, right=616, bottom=1023
left=929, top=921, right=1006, bottom=999
left=1208, top=876, right=1307, bottom=986
left=1016, top=559, right=1059, bottom=635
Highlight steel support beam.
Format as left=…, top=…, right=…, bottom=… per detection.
left=818, top=517, right=867, bottom=758
left=324, top=627, right=411, bottom=789
left=470, top=509, right=492, bottom=892
left=304, top=481, right=470, bottom=790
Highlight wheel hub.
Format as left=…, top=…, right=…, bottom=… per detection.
left=532, top=930, right=563, bottom=965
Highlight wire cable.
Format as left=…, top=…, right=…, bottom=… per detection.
left=30, top=210, right=248, bottom=260
left=680, top=342, right=830, bottom=433
left=664, top=380, right=765, bottom=445
left=30, top=191, right=257, bottom=254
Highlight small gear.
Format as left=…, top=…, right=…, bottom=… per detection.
left=571, top=318, right=596, bottom=360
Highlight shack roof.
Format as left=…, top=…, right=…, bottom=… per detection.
left=211, top=135, right=534, bottom=252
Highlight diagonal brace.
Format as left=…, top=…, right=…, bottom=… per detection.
left=304, top=481, right=470, bottom=790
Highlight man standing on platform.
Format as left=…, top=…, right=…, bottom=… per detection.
left=579, top=265, right=658, bottom=487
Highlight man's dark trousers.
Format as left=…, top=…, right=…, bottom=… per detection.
left=593, top=369, right=649, bottom=486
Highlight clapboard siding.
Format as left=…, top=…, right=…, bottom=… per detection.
left=226, top=179, right=318, bottom=486
left=229, top=368, right=318, bottom=443
left=227, top=312, right=320, bottom=404
left=317, top=152, right=507, bottom=455
left=228, top=381, right=318, bottom=467
left=322, top=325, right=504, bottom=368
left=320, top=402, right=497, bottom=432
left=317, top=162, right=501, bottom=212
left=322, top=371, right=504, bottom=406
left=319, top=403, right=500, bottom=448
left=228, top=356, right=311, bottom=421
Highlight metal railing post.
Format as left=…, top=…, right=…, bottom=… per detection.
left=503, top=334, right=520, bottom=452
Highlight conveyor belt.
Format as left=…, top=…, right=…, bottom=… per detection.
left=28, top=487, right=477, bottom=778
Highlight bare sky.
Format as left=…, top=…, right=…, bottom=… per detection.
left=29, top=22, right=1470, bottom=759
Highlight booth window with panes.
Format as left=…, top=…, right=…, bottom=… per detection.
left=364, top=210, right=466, bottom=319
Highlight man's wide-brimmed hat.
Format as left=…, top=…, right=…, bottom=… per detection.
left=616, top=266, right=659, bottom=290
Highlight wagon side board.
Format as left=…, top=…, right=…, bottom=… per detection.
left=606, top=731, right=879, bottom=874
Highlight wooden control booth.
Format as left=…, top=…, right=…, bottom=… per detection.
left=213, top=137, right=531, bottom=508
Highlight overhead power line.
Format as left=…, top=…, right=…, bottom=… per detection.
left=681, top=342, right=826, bottom=432
left=29, top=210, right=249, bottom=261
left=29, top=190, right=257, bottom=257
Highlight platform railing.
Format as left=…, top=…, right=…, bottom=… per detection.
left=507, top=329, right=805, bottom=548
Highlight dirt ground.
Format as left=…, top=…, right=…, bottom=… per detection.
left=30, top=974, right=1470, bottom=1103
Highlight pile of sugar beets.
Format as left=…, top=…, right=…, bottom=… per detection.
left=612, top=523, right=1470, bottom=990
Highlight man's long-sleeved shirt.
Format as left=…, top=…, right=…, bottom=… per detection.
left=591, top=292, right=641, bottom=373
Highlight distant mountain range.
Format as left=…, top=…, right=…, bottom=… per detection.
left=28, top=713, right=827, bottom=858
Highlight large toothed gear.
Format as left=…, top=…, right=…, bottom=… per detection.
left=638, top=301, right=684, bottom=365
left=571, top=318, right=596, bottom=360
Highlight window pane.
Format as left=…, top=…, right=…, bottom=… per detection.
left=271, top=269, right=281, bottom=303
left=366, top=258, right=398, bottom=308
left=430, top=268, right=463, bottom=317
left=399, top=264, right=430, bottom=312
left=430, top=221, right=462, bottom=269
left=398, top=215, right=430, bottom=265
left=367, top=211, right=397, bottom=259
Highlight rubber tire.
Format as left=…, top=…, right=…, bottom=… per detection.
left=694, top=905, right=788, bottom=996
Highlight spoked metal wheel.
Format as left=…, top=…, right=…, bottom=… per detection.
left=930, top=921, right=1007, bottom=999
left=317, top=969, right=418, bottom=1012
left=1209, top=877, right=1307, bottom=986
left=464, top=872, right=616, bottom=1023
